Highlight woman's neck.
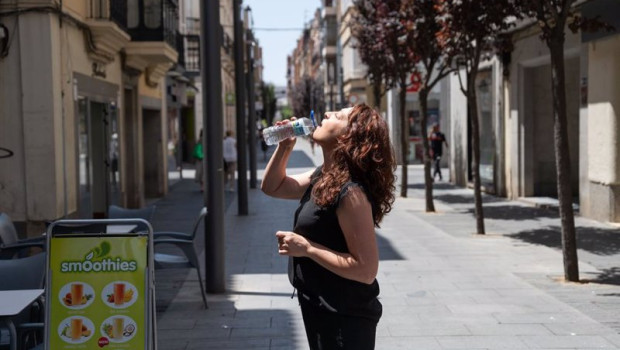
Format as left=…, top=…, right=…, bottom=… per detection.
left=321, top=147, right=334, bottom=170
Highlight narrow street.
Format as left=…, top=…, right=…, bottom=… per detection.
left=153, top=139, right=620, bottom=350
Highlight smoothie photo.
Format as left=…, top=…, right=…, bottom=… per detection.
left=102, top=281, right=137, bottom=308
left=71, top=283, right=83, bottom=307
left=70, top=318, right=82, bottom=340
left=58, top=316, right=94, bottom=344
left=59, top=281, right=94, bottom=309
left=113, top=317, right=124, bottom=339
left=101, top=315, right=137, bottom=343
left=114, top=283, right=125, bottom=306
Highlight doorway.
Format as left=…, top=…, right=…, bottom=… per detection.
left=77, top=98, right=121, bottom=218
left=143, top=108, right=164, bottom=198
left=475, top=69, right=496, bottom=192
left=524, top=57, right=580, bottom=199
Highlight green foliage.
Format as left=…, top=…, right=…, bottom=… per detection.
left=291, top=75, right=324, bottom=119
left=260, top=83, right=277, bottom=125
left=280, top=105, right=293, bottom=120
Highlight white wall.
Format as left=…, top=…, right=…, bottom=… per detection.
left=585, top=34, right=620, bottom=221
left=507, top=27, right=581, bottom=199
left=443, top=70, right=468, bottom=186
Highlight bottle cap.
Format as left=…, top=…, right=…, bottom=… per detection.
left=310, top=110, right=316, bottom=128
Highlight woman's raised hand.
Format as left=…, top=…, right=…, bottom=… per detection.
left=274, top=117, right=297, bottom=148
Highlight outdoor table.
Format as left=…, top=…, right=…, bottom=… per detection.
left=0, top=289, right=44, bottom=350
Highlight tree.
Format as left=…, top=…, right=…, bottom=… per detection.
left=515, top=0, right=612, bottom=282
left=291, top=75, right=322, bottom=119
left=260, top=83, right=277, bottom=126
left=405, top=0, right=454, bottom=212
left=443, top=0, right=520, bottom=234
left=280, top=105, right=293, bottom=120
left=381, top=0, right=419, bottom=198
left=353, top=0, right=418, bottom=197
left=351, top=0, right=392, bottom=109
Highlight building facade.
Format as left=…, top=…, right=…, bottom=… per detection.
left=443, top=0, right=620, bottom=223
left=286, top=9, right=324, bottom=116
left=337, top=0, right=368, bottom=107
left=0, top=0, right=178, bottom=235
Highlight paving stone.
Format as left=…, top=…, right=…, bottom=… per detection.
left=152, top=140, right=620, bottom=350
left=520, top=335, right=617, bottom=348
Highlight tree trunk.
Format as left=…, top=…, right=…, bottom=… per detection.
left=468, top=73, right=485, bottom=234
left=419, top=87, right=435, bottom=212
left=400, top=79, right=408, bottom=198
left=549, top=38, right=579, bottom=282
left=373, top=81, right=382, bottom=111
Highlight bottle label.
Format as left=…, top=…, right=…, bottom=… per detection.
left=292, top=121, right=304, bottom=136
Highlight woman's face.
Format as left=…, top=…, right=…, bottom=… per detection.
left=312, top=107, right=353, bottom=146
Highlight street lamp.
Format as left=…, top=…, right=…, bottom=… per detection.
left=200, top=0, right=226, bottom=293
left=245, top=5, right=258, bottom=189
left=233, top=0, right=249, bottom=215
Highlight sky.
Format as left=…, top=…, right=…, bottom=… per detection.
left=243, top=0, right=321, bottom=87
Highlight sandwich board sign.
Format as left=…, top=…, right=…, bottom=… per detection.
left=44, top=219, right=156, bottom=350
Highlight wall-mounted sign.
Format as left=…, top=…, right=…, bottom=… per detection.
left=225, top=92, right=235, bottom=106
left=406, top=71, right=422, bottom=93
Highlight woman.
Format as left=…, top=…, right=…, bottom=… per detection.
left=261, top=104, right=396, bottom=349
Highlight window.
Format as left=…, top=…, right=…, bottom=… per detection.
left=144, top=0, right=162, bottom=29
left=127, top=0, right=139, bottom=28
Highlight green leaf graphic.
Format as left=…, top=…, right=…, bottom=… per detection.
left=99, top=241, right=111, bottom=257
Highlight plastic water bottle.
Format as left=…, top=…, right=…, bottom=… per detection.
left=262, top=111, right=317, bottom=146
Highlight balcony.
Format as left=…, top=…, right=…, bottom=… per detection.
left=322, top=15, right=338, bottom=49
left=115, top=0, right=179, bottom=85
left=85, top=0, right=132, bottom=64
left=123, top=0, right=178, bottom=48
left=185, top=17, right=201, bottom=36
left=177, top=33, right=200, bottom=76
left=176, top=23, right=232, bottom=76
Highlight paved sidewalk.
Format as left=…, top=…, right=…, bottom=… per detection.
left=153, top=139, right=620, bottom=350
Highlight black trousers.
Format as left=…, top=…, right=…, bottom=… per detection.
left=298, top=294, right=378, bottom=350
left=433, top=155, right=442, bottom=179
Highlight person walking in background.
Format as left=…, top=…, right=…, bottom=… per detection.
left=261, top=103, right=396, bottom=350
left=223, top=130, right=237, bottom=192
left=193, top=129, right=204, bottom=192
left=429, top=124, right=448, bottom=181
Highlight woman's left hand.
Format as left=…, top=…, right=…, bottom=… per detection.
left=276, top=231, right=309, bottom=257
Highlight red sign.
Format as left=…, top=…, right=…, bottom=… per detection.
left=98, top=337, right=109, bottom=347
left=407, top=71, right=422, bottom=93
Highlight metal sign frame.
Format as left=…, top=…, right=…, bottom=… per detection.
left=44, top=219, right=157, bottom=350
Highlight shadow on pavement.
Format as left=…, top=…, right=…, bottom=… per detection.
left=377, top=231, right=405, bottom=260
left=583, top=267, right=620, bottom=286
left=407, top=182, right=454, bottom=190
left=507, top=225, right=620, bottom=286
left=286, top=150, right=315, bottom=168
left=152, top=179, right=236, bottom=315
left=467, top=205, right=560, bottom=220
left=157, top=298, right=302, bottom=349
left=434, top=193, right=504, bottom=205
left=507, top=225, right=620, bottom=257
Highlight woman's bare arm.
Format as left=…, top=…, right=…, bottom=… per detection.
left=261, top=141, right=314, bottom=200
left=276, top=186, right=379, bottom=284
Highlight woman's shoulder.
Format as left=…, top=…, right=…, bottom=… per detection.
left=336, top=181, right=369, bottom=206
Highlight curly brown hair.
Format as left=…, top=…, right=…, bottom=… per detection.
left=312, top=104, right=396, bottom=226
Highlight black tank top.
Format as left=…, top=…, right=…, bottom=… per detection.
left=291, top=166, right=382, bottom=322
